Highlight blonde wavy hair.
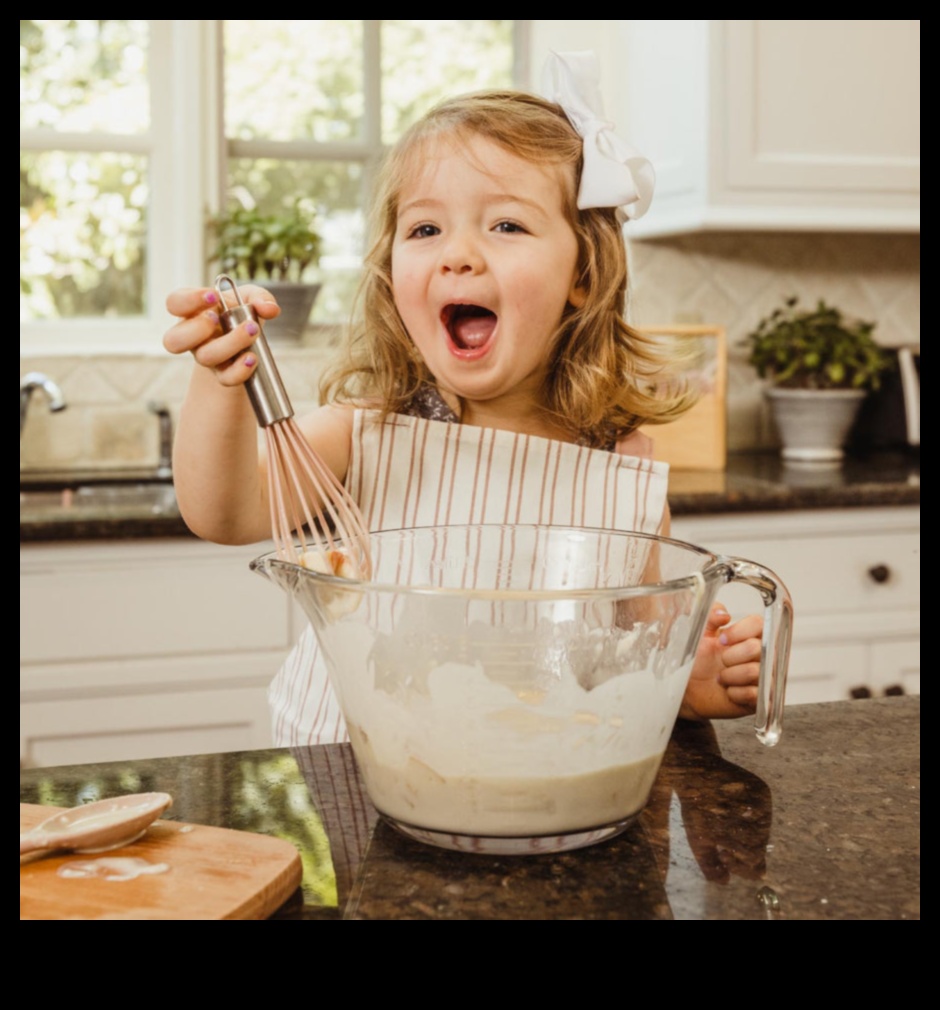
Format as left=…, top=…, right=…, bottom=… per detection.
left=320, top=89, right=696, bottom=447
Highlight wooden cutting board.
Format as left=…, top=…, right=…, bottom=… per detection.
left=637, top=325, right=727, bottom=471
left=20, top=803, right=302, bottom=920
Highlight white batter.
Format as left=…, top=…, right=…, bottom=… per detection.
left=326, top=611, right=694, bottom=838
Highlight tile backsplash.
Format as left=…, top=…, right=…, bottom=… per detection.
left=20, top=231, right=920, bottom=471
left=19, top=345, right=337, bottom=473
left=629, top=231, right=920, bottom=450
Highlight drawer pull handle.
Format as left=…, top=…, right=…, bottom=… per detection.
left=868, top=564, right=891, bottom=584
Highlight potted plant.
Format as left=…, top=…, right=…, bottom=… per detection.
left=744, top=296, right=894, bottom=463
left=207, top=192, right=323, bottom=342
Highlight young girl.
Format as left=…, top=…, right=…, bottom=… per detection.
left=164, top=52, right=762, bottom=747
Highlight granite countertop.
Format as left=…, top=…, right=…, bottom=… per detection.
left=19, top=450, right=920, bottom=543
left=19, top=696, right=920, bottom=920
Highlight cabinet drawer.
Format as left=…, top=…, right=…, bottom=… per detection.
left=20, top=686, right=273, bottom=767
left=784, top=642, right=869, bottom=705
left=20, top=539, right=290, bottom=664
left=673, top=510, right=920, bottom=617
left=713, top=531, right=918, bottom=615
left=870, top=639, right=920, bottom=697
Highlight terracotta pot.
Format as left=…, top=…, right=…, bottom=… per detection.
left=765, top=387, right=867, bottom=463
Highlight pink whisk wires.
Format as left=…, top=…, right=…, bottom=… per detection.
left=214, top=275, right=372, bottom=577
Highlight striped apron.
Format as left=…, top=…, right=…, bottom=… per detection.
left=268, top=408, right=669, bottom=746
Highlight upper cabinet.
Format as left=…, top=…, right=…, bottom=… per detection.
left=620, top=21, right=920, bottom=237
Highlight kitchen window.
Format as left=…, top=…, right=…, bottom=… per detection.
left=20, top=20, right=525, bottom=353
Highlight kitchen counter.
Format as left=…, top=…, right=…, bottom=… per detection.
left=666, top=448, right=919, bottom=514
left=19, top=695, right=920, bottom=920
left=20, top=449, right=920, bottom=542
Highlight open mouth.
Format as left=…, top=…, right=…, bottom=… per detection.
left=441, top=303, right=497, bottom=352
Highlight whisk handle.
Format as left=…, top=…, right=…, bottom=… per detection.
left=216, top=293, right=293, bottom=427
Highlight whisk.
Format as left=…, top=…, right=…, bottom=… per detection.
left=214, top=274, right=372, bottom=577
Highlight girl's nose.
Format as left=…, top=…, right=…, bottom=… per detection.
left=439, top=231, right=485, bottom=275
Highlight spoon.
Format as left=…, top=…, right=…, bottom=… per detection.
left=20, top=792, right=173, bottom=856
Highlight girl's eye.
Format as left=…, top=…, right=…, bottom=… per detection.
left=406, top=223, right=440, bottom=239
left=493, top=220, right=528, bottom=234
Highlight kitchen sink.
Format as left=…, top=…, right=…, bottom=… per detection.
left=20, top=473, right=179, bottom=518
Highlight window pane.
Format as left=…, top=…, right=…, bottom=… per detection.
left=381, top=20, right=515, bottom=143
left=224, top=21, right=364, bottom=143
left=221, top=20, right=518, bottom=326
left=20, top=20, right=150, bottom=134
left=20, top=151, right=148, bottom=320
left=227, top=158, right=364, bottom=324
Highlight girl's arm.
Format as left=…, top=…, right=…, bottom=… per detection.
left=163, top=286, right=354, bottom=546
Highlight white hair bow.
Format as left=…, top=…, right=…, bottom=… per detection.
left=541, top=50, right=655, bottom=221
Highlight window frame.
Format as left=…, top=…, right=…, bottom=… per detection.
left=21, top=19, right=530, bottom=356
left=21, top=21, right=211, bottom=354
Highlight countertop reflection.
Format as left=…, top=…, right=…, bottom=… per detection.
left=20, top=696, right=920, bottom=920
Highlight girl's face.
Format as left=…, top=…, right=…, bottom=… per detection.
left=391, top=134, right=584, bottom=420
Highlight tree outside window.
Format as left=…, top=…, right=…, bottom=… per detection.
left=20, top=20, right=520, bottom=335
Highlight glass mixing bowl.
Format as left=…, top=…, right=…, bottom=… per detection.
left=252, top=525, right=792, bottom=855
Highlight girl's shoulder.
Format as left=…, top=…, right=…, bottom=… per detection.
left=613, top=429, right=654, bottom=460
left=293, top=402, right=357, bottom=453
left=293, top=402, right=374, bottom=483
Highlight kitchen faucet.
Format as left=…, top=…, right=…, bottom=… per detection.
left=148, top=401, right=174, bottom=479
left=20, top=372, right=66, bottom=437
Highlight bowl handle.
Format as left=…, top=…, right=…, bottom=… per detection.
left=722, top=559, right=794, bottom=747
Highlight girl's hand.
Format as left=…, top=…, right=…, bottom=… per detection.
left=163, top=285, right=280, bottom=386
left=678, top=603, right=762, bottom=721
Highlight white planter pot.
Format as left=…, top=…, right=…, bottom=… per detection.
left=765, top=387, right=868, bottom=462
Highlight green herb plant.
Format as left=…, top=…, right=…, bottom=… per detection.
left=744, top=296, right=893, bottom=390
left=207, top=199, right=322, bottom=283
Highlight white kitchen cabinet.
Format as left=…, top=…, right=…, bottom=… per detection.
left=20, top=537, right=303, bottom=768
left=672, top=506, right=920, bottom=706
left=621, top=20, right=920, bottom=237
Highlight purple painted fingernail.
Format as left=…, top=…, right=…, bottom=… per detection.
left=246, top=321, right=259, bottom=336
left=244, top=355, right=256, bottom=368
left=204, top=291, right=218, bottom=305
left=719, top=633, right=729, bottom=646
left=206, top=310, right=219, bottom=325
